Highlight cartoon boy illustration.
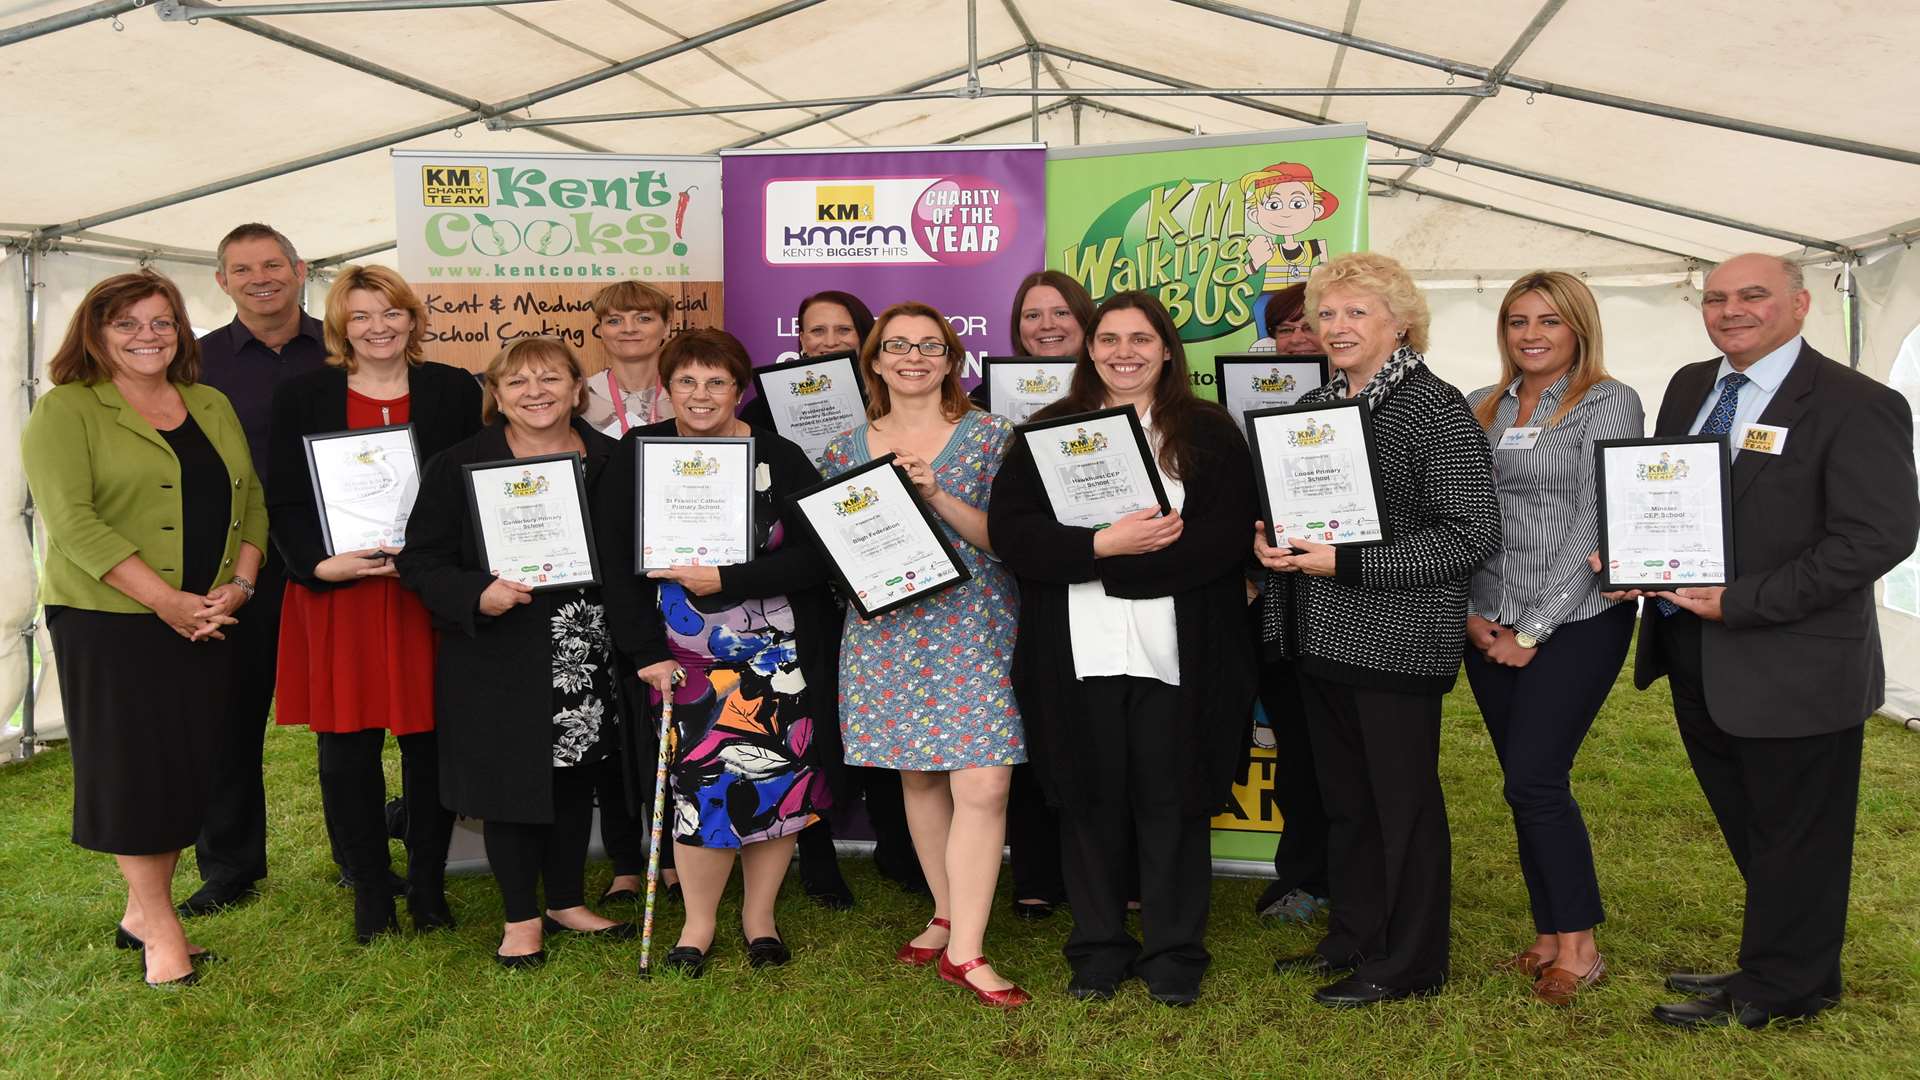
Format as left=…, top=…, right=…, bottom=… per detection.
left=1239, top=162, right=1341, bottom=331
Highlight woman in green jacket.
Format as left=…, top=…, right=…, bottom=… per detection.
left=23, top=271, right=268, bottom=988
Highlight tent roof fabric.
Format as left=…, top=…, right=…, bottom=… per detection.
left=4, top=0, right=1917, bottom=273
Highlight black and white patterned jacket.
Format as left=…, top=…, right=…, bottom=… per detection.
left=1262, top=363, right=1501, bottom=695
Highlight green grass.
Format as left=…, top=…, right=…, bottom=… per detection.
left=2, top=667, right=1918, bottom=1079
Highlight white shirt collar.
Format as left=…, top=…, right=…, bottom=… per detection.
left=1717, top=334, right=1802, bottom=393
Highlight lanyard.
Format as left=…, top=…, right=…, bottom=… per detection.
left=605, top=369, right=632, bottom=435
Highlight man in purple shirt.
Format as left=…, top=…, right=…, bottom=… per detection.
left=178, top=224, right=329, bottom=916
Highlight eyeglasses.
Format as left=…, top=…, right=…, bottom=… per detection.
left=880, top=339, right=949, bottom=357
left=107, top=318, right=178, bottom=336
left=669, top=376, right=737, bottom=395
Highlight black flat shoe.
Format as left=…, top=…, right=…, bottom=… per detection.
left=115, top=924, right=143, bottom=950
left=744, top=935, right=791, bottom=968
left=803, top=879, right=856, bottom=911
left=1011, top=900, right=1055, bottom=921
left=493, top=949, right=547, bottom=971
left=658, top=945, right=708, bottom=977
left=541, top=915, right=638, bottom=940
left=1665, top=970, right=1738, bottom=994
left=1066, top=972, right=1122, bottom=1001
left=599, top=888, right=640, bottom=905
left=1273, top=952, right=1357, bottom=977
left=144, top=968, right=200, bottom=990
left=409, top=892, right=457, bottom=933
left=1650, top=989, right=1813, bottom=1030
left=176, top=882, right=259, bottom=918
left=353, top=886, right=399, bottom=946
left=1313, top=976, right=1442, bottom=1007
left=1148, top=982, right=1201, bottom=1007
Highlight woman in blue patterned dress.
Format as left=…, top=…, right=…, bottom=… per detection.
left=819, top=302, right=1029, bottom=1008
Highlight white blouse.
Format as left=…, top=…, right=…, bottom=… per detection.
left=1067, top=414, right=1185, bottom=686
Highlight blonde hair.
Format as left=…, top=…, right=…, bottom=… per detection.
left=481, top=336, right=589, bottom=425
left=1304, top=251, right=1430, bottom=355
left=323, top=265, right=427, bottom=372
left=858, top=302, right=976, bottom=423
left=1475, top=272, right=1611, bottom=430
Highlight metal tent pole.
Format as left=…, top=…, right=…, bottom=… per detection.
left=16, top=243, right=38, bottom=759
left=1844, top=261, right=1863, bottom=370
left=1168, top=0, right=1920, bottom=167
left=0, top=0, right=140, bottom=49
left=154, top=0, right=553, bottom=18
left=36, top=0, right=826, bottom=240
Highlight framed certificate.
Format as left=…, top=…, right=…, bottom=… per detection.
left=632, top=436, right=754, bottom=570
left=1245, top=398, right=1390, bottom=549
left=1014, top=405, right=1172, bottom=530
left=462, top=452, right=600, bottom=591
left=789, top=454, right=971, bottom=620
left=1213, top=353, right=1328, bottom=421
left=752, top=351, right=868, bottom=465
left=1595, top=436, right=1734, bottom=591
left=982, top=356, right=1077, bottom=422
left=302, top=423, right=422, bottom=555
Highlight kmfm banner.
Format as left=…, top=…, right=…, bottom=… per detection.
left=392, top=150, right=723, bottom=372
left=720, top=145, right=1047, bottom=382
left=1046, top=124, right=1370, bottom=400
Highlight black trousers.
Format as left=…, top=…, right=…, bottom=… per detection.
left=1059, top=675, right=1213, bottom=991
left=1462, top=603, right=1633, bottom=935
left=314, top=728, right=453, bottom=895
left=1007, top=763, right=1066, bottom=903
left=594, top=750, right=673, bottom=878
left=797, top=765, right=920, bottom=885
left=1662, top=612, right=1862, bottom=1013
left=1301, top=675, right=1450, bottom=989
left=193, top=558, right=285, bottom=887
left=1257, top=658, right=1329, bottom=898
left=483, top=765, right=596, bottom=923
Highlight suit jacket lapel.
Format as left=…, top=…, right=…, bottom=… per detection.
left=1729, top=344, right=1819, bottom=505
left=1659, top=361, right=1719, bottom=437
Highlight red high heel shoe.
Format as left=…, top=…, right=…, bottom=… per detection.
left=939, top=951, right=1032, bottom=1008
left=896, top=917, right=951, bottom=966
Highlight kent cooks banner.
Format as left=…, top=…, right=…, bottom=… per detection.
left=720, top=145, right=1047, bottom=386
left=1045, top=125, right=1370, bottom=403
left=392, top=150, right=723, bottom=372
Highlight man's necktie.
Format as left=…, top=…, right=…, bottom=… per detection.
left=1657, top=372, right=1749, bottom=617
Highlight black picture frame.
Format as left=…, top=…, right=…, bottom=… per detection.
left=302, top=422, right=421, bottom=556
left=1244, top=396, right=1391, bottom=550
left=980, top=355, right=1078, bottom=419
left=751, top=350, right=868, bottom=408
left=1211, top=353, right=1329, bottom=420
left=1013, top=404, right=1172, bottom=526
left=630, top=435, right=757, bottom=571
left=786, top=452, right=973, bottom=620
left=1595, top=435, right=1735, bottom=591
left=461, top=451, right=602, bottom=593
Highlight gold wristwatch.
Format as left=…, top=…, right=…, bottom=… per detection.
left=1513, top=632, right=1539, bottom=650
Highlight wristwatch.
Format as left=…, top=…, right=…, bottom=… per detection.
left=1513, top=632, right=1539, bottom=650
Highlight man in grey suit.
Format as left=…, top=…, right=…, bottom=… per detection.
left=1619, top=253, right=1918, bottom=1028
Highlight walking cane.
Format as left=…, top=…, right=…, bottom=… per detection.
left=636, top=687, right=677, bottom=978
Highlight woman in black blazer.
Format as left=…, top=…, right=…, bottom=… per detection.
left=266, top=265, right=481, bottom=943
left=988, top=290, right=1258, bottom=1007
left=398, top=336, right=632, bottom=969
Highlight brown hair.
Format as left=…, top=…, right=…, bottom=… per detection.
left=590, top=280, right=672, bottom=321
left=1262, top=283, right=1308, bottom=338
left=859, top=302, right=976, bottom=423
left=795, top=290, right=875, bottom=352
left=1474, top=271, right=1612, bottom=430
left=481, top=336, right=588, bottom=425
left=1032, top=290, right=1223, bottom=482
left=47, top=270, right=201, bottom=386
left=215, top=222, right=301, bottom=271
left=322, top=265, right=427, bottom=372
left=659, top=327, right=753, bottom=390
left=1007, top=270, right=1094, bottom=358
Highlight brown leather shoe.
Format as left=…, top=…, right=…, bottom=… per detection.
left=1533, top=955, right=1607, bottom=1006
left=1496, top=948, right=1555, bottom=978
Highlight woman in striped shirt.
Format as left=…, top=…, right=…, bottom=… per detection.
left=1463, top=271, right=1644, bottom=1006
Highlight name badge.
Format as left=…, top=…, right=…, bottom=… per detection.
left=1738, top=423, right=1788, bottom=455
left=1497, top=426, right=1542, bottom=451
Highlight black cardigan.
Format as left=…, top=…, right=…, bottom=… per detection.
left=396, top=418, right=621, bottom=823
left=1260, top=364, right=1501, bottom=695
left=596, top=419, right=843, bottom=789
left=267, top=361, right=482, bottom=592
left=988, top=403, right=1259, bottom=816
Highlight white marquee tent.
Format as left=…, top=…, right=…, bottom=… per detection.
left=5, top=0, right=1920, bottom=755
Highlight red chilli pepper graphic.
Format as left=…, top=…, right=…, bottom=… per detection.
left=674, top=185, right=697, bottom=239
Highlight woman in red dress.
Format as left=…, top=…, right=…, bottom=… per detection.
left=267, top=265, right=481, bottom=943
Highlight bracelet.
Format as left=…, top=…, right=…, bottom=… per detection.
left=230, top=575, right=257, bottom=600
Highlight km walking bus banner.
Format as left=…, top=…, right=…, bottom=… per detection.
left=720, top=144, right=1047, bottom=386
left=1046, top=124, right=1370, bottom=403
left=392, top=150, right=724, bottom=372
